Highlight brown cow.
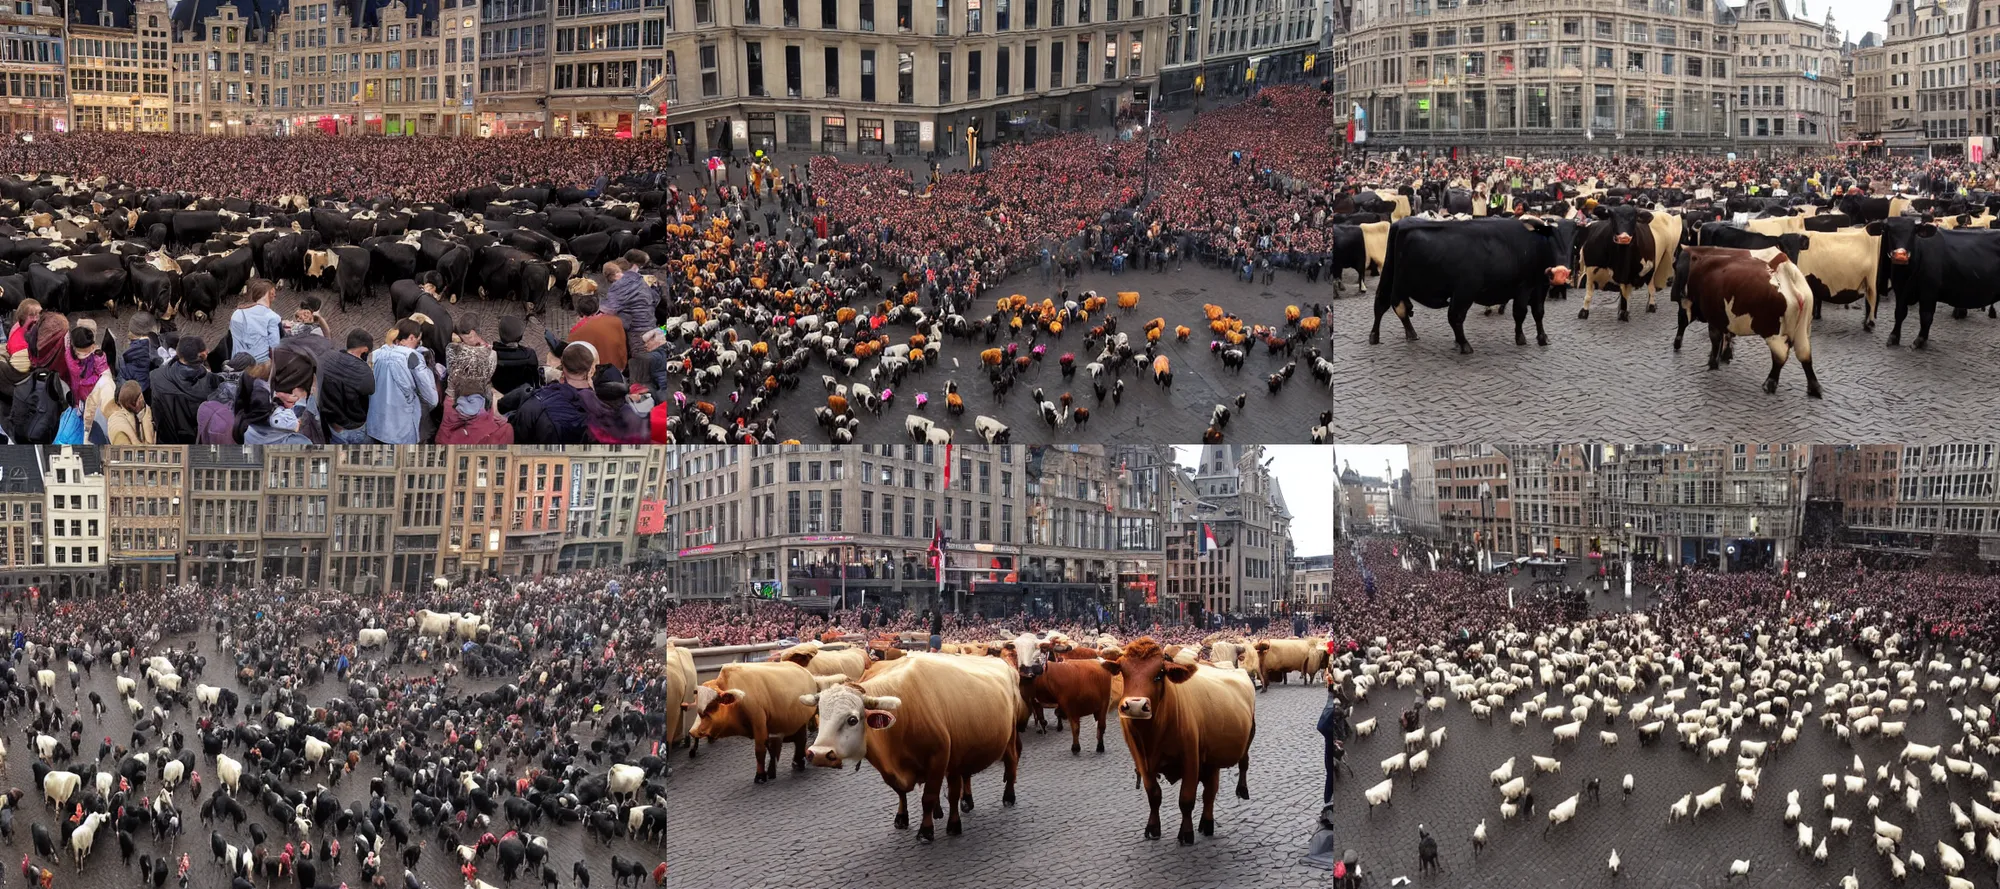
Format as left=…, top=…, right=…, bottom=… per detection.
left=801, top=653, right=1025, bottom=841
left=775, top=640, right=870, bottom=681
left=662, top=645, right=698, bottom=754
left=1102, top=637, right=1257, bottom=845
left=1001, top=633, right=1115, bottom=754
left=1674, top=244, right=1821, bottom=398
left=685, top=662, right=819, bottom=784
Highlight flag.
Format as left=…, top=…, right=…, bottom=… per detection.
left=928, top=523, right=948, bottom=584
left=1199, top=523, right=1219, bottom=556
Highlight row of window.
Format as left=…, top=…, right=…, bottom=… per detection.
left=1364, top=86, right=1731, bottom=134
left=731, top=33, right=1140, bottom=100
left=697, top=0, right=1138, bottom=33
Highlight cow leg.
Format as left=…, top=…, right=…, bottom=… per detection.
left=1198, top=767, right=1220, bottom=837
left=1888, top=294, right=1909, bottom=346
left=1674, top=301, right=1693, bottom=350
left=1762, top=335, right=1790, bottom=395
left=1094, top=712, right=1107, bottom=754
left=1797, top=338, right=1822, bottom=399
left=960, top=775, right=975, bottom=812
left=1002, top=732, right=1019, bottom=806
left=1175, top=765, right=1199, bottom=845
left=891, top=788, right=910, bottom=830
left=1706, top=327, right=1725, bottom=371
left=1528, top=294, right=1549, bottom=346
left=1914, top=299, right=1938, bottom=349
left=1237, top=724, right=1254, bottom=799
left=1447, top=301, right=1474, bottom=354
left=943, top=776, right=964, bottom=836
left=1617, top=285, right=1631, bottom=323
left=1068, top=708, right=1084, bottom=755
left=1142, top=773, right=1164, bottom=839
left=787, top=727, right=808, bottom=771
left=1577, top=276, right=1594, bottom=319
left=1864, top=289, right=1877, bottom=332
left=916, top=775, right=943, bottom=842
left=749, top=722, right=771, bottom=784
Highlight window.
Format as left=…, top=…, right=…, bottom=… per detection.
left=1024, top=41, right=1036, bottom=89
left=967, top=48, right=981, bottom=97
left=897, top=48, right=913, bottom=101
left=861, top=0, right=874, bottom=28
left=996, top=45, right=1010, bottom=95
left=937, top=49, right=950, bottom=100
left=898, top=0, right=911, bottom=28
left=745, top=40, right=765, bottom=95
left=699, top=43, right=718, bottom=96
left=822, top=0, right=835, bottom=26
left=744, top=0, right=760, bottom=22
left=968, top=0, right=981, bottom=31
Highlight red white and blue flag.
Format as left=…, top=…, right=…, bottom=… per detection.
left=1199, top=523, right=1219, bottom=555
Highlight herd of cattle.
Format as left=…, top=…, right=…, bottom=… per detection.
left=673, top=633, right=1345, bottom=846
left=1352, top=186, right=2000, bottom=397
left=0, top=177, right=650, bottom=324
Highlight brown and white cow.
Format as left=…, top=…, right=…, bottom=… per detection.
left=1002, top=633, right=1116, bottom=755
left=800, top=653, right=1024, bottom=841
left=1676, top=245, right=1822, bottom=399
left=685, top=661, right=819, bottom=784
left=1103, top=637, right=1257, bottom=846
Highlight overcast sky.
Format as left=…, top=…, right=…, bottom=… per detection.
left=1780, top=0, right=1886, bottom=44
left=1173, top=446, right=1334, bottom=558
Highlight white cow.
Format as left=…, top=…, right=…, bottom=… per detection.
left=44, top=770, right=79, bottom=807
left=303, top=736, right=331, bottom=765
left=358, top=628, right=389, bottom=649
left=34, top=669, right=54, bottom=691
left=608, top=764, right=645, bottom=800
left=415, top=610, right=456, bottom=637
left=70, top=811, right=106, bottom=868
left=216, top=754, right=244, bottom=794
left=1795, top=226, right=1881, bottom=332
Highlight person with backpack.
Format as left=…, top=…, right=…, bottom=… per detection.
left=119, top=312, right=161, bottom=397
left=148, top=336, right=217, bottom=445
left=8, top=312, right=72, bottom=445
left=509, top=343, right=595, bottom=444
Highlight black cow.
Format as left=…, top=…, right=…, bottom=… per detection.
left=30, top=253, right=127, bottom=313
left=1875, top=222, right=2000, bottom=349
left=367, top=238, right=420, bottom=288
left=388, top=279, right=453, bottom=361
left=1802, top=213, right=1855, bottom=233
left=263, top=231, right=322, bottom=291
left=1576, top=204, right=1657, bottom=321
left=200, top=247, right=256, bottom=311
left=169, top=211, right=225, bottom=249
left=1369, top=216, right=1577, bottom=353
left=124, top=253, right=182, bottom=318
left=472, top=244, right=533, bottom=304
left=1837, top=194, right=1891, bottom=223
left=1324, top=225, right=1370, bottom=294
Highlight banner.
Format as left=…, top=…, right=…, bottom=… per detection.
left=636, top=500, right=666, bottom=535
left=1350, top=104, right=1368, bottom=144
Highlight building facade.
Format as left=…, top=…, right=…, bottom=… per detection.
left=1849, top=32, right=1885, bottom=138
left=1811, top=443, right=2000, bottom=563
left=0, top=0, right=68, bottom=134
left=185, top=444, right=262, bottom=588
left=105, top=445, right=183, bottom=591
left=329, top=445, right=396, bottom=597
left=169, top=0, right=273, bottom=133
left=1730, top=0, right=1837, bottom=148
left=43, top=446, right=107, bottom=597
left=262, top=446, right=329, bottom=585
left=1337, top=0, right=1741, bottom=151
left=1167, top=445, right=1290, bottom=618
left=502, top=447, right=570, bottom=577
left=68, top=0, right=171, bottom=131
left=392, top=445, right=449, bottom=591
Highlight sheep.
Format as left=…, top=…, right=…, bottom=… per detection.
left=1705, top=736, right=1731, bottom=760
left=1553, top=721, right=1583, bottom=746
left=1946, top=877, right=1976, bottom=889
left=1499, top=776, right=1528, bottom=801
left=1407, top=749, right=1431, bottom=776
left=1403, top=728, right=1427, bottom=751
left=1637, top=721, right=1665, bottom=745
left=1796, top=823, right=1814, bottom=855
left=1544, top=793, right=1581, bottom=837
left=1815, top=838, right=1828, bottom=862
left=1607, top=849, right=1620, bottom=877
left=1500, top=799, right=1520, bottom=820
left=1353, top=717, right=1377, bottom=738
left=1490, top=757, right=1516, bottom=786
left=1845, top=774, right=1867, bottom=795
left=1622, top=774, right=1634, bottom=800
left=1694, top=784, right=1727, bottom=817
left=1973, top=801, right=2000, bottom=830
left=1901, top=742, right=1941, bottom=763
left=1381, top=753, right=1408, bottom=777
left=1428, top=726, right=1447, bottom=749
left=1877, top=833, right=1899, bottom=857
left=1364, top=779, right=1394, bottom=809
left=1881, top=720, right=1907, bottom=738
left=1472, top=819, right=1487, bottom=853
left=1599, top=730, right=1619, bottom=748
left=1738, top=739, right=1768, bottom=759
left=1874, top=817, right=1904, bottom=845
left=1908, top=850, right=1926, bottom=873
left=1739, top=783, right=1757, bottom=809
left=1785, top=790, right=1802, bottom=824
left=1532, top=755, right=1562, bottom=774
left=1725, top=859, right=1751, bottom=880
left=1938, top=841, right=1966, bottom=875
left=1905, top=785, right=1921, bottom=814
left=1830, top=816, right=1854, bottom=835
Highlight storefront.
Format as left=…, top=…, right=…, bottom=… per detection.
left=481, top=111, right=545, bottom=137
left=747, top=111, right=777, bottom=152
left=113, top=558, right=175, bottom=594
left=820, top=114, right=848, bottom=153
left=856, top=117, right=884, bottom=154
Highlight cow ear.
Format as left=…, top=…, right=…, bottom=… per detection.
left=1865, top=221, right=1886, bottom=237
left=864, top=710, right=896, bottom=730
left=1163, top=662, right=1197, bottom=684
left=717, top=689, right=745, bottom=706
left=1099, top=660, right=1121, bottom=675
left=1917, top=224, right=1939, bottom=238
left=1636, top=210, right=1654, bottom=224
left=796, top=694, right=818, bottom=709
left=1591, top=206, right=1609, bottom=220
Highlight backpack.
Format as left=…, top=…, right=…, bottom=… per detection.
left=53, top=407, right=83, bottom=445
left=9, top=370, right=66, bottom=445
left=531, top=383, right=587, bottom=443
left=120, top=337, right=157, bottom=394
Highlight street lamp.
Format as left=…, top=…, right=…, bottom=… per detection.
left=1622, top=521, right=1634, bottom=600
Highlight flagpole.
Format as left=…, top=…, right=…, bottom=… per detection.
left=942, top=443, right=954, bottom=615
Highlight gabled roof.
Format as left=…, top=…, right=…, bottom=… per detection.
left=69, top=0, right=136, bottom=29
left=0, top=448, right=44, bottom=496
left=170, top=0, right=280, bottom=39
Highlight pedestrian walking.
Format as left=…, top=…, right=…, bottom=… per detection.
left=1316, top=686, right=1351, bottom=804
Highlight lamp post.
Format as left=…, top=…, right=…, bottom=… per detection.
left=1622, top=521, right=1634, bottom=600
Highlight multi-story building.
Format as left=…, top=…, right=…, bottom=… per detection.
left=1879, top=0, right=1965, bottom=151
left=477, top=0, right=550, bottom=134
left=392, top=446, right=449, bottom=591
left=1168, top=445, right=1287, bottom=617
left=502, top=447, right=569, bottom=577
left=1970, top=0, right=2000, bottom=136
left=1730, top=0, right=1838, bottom=148
left=545, top=0, right=664, bottom=135
left=1017, top=445, right=1167, bottom=617
left=1291, top=554, right=1334, bottom=605
left=328, top=445, right=396, bottom=597
left=642, top=0, right=1173, bottom=157
left=1430, top=444, right=1514, bottom=568
left=105, top=445, right=184, bottom=591
left=169, top=0, right=274, bottom=133
left=42, top=446, right=107, bottom=598
left=0, top=447, right=46, bottom=596
left=439, top=0, right=478, bottom=133
left=0, top=0, right=68, bottom=133
left=1812, top=444, right=2000, bottom=563
left=558, top=447, right=646, bottom=570
left=1157, top=0, right=1323, bottom=109
left=1600, top=443, right=1806, bottom=569
left=444, top=446, right=513, bottom=579
left=1338, top=0, right=1738, bottom=151
left=186, top=444, right=263, bottom=588
left=1853, top=34, right=1889, bottom=138
left=262, top=446, right=329, bottom=584
left=67, top=0, right=170, bottom=131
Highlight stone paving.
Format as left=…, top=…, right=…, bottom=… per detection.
left=664, top=642, right=1989, bottom=888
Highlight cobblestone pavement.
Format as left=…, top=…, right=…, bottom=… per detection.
left=665, top=647, right=1989, bottom=889
left=1328, top=269, right=2000, bottom=441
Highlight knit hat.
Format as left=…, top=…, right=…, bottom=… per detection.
left=446, top=342, right=496, bottom=399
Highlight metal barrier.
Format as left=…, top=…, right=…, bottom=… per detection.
left=673, top=634, right=865, bottom=682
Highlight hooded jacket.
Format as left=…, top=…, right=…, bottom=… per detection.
left=317, top=349, right=376, bottom=432
left=491, top=341, right=541, bottom=397
left=438, top=398, right=516, bottom=445
left=147, top=360, right=217, bottom=445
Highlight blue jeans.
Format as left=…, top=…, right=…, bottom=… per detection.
left=328, top=425, right=371, bottom=444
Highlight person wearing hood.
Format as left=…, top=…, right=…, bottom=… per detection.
left=318, top=328, right=376, bottom=444
left=491, top=315, right=540, bottom=397
left=198, top=354, right=257, bottom=444
left=103, top=381, right=154, bottom=445
left=237, top=378, right=315, bottom=446
left=66, top=323, right=108, bottom=406
left=7, top=312, right=72, bottom=444
left=147, top=336, right=215, bottom=445
left=439, top=328, right=513, bottom=445
left=366, top=318, right=438, bottom=445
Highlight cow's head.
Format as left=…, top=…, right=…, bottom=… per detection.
left=683, top=684, right=746, bottom=740
left=1101, top=637, right=1194, bottom=721
left=1592, top=204, right=1652, bottom=246
left=1866, top=218, right=1929, bottom=266
left=1522, top=216, right=1575, bottom=286
left=799, top=681, right=898, bottom=768
left=1001, top=633, right=1046, bottom=680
